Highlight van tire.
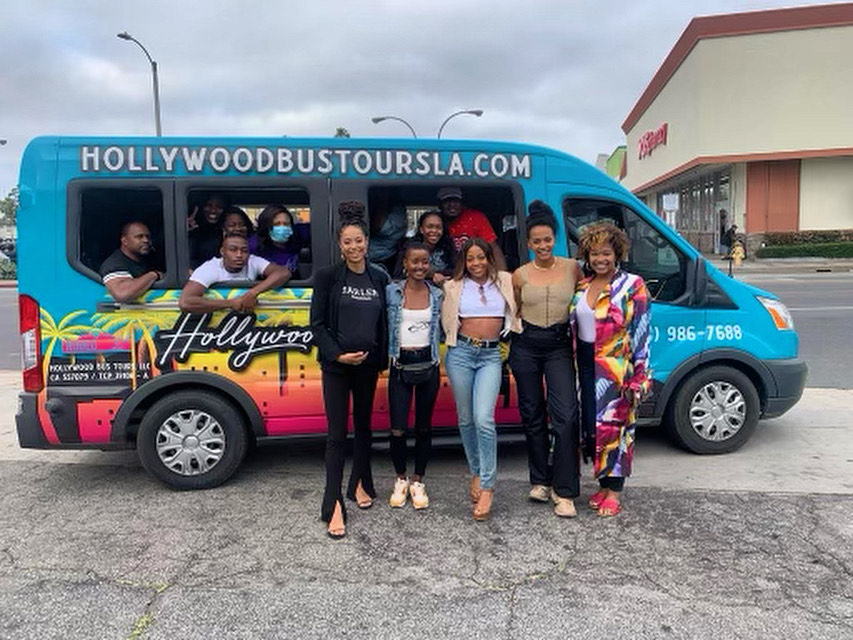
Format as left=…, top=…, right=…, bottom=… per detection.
left=137, top=390, right=248, bottom=490
left=666, top=366, right=760, bottom=454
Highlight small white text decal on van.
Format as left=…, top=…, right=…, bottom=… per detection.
left=79, top=146, right=532, bottom=179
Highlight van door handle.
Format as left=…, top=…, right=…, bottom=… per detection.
left=96, top=301, right=121, bottom=312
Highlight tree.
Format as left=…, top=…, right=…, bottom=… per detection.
left=333, top=127, right=351, bottom=138
left=0, top=186, right=18, bottom=226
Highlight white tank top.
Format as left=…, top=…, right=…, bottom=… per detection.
left=400, top=306, right=431, bottom=348
left=576, top=291, right=597, bottom=343
left=459, top=278, right=505, bottom=318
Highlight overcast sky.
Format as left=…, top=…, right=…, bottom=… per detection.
left=0, top=0, right=842, bottom=195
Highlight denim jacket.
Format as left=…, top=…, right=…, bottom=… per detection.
left=386, top=281, right=444, bottom=365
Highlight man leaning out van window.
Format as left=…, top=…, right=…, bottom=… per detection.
left=99, top=221, right=163, bottom=302
left=179, top=232, right=291, bottom=314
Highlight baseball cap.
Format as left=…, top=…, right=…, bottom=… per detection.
left=437, top=187, right=462, bottom=201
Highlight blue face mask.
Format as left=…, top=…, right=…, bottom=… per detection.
left=270, top=225, right=293, bottom=243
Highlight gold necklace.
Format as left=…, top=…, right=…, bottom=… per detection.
left=531, top=258, right=557, bottom=271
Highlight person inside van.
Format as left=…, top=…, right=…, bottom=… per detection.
left=393, top=210, right=456, bottom=285
left=249, top=204, right=301, bottom=275
left=100, top=221, right=163, bottom=302
left=188, top=193, right=229, bottom=268
left=179, top=232, right=291, bottom=313
left=221, top=206, right=254, bottom=238
left=438, top=187, right=506, bottom=270
left=368, top=188, right=408, bottom=275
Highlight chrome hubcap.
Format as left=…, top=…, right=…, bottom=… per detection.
left=156, top=409, right=225, bottom=476
left=689, top=381, right=746, bottom=442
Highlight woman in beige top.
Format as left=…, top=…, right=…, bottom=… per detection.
left=510, top=200, right=583, bottom=518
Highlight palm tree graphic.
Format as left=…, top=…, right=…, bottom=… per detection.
left=38, top=308, right=91, bottom=444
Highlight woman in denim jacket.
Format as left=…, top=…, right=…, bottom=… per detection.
left=386, top=241, right=444, bottom=510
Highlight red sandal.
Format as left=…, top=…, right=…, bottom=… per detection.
left=597, top=496, right=622, bottom=517
left=588, top=491, right=607, bottom=510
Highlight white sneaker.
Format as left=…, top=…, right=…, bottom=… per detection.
left=409, top=481, right=430, bottom=510
left=389, top=477, right=409, bottom=508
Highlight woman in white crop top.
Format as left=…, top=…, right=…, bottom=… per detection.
left=441, top=237, right=518, bottom=521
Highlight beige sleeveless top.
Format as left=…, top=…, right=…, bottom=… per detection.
left=518, top=259, right=577, bottom=327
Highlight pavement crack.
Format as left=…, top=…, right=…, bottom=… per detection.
left=124, top=551, right=198, bottom=640
left=504, top=584, right=519, bottom=640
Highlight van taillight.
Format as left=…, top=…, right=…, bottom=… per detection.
left=19, top=294, right=42, bottom=393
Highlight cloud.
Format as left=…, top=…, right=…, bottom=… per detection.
left=0, top=0, right=837, bottom=194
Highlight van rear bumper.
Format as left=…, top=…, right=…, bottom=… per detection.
left=762, top=358, right=808, bottom=419
left=15, top=392, right=48, bottom=448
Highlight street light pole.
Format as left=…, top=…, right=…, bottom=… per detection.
left=436, top=109, right=484, bottom=139
left=371, top=116, right=418, bottom=138
left=117, top=31, right=162, bottom=136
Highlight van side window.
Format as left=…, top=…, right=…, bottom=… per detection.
left=185, top=188, right=312, bottom=283
left=365, top=184, right=521, bottom=275
left=563, top=198, right=688, bottom=303
left=74, top=186, right=167, bottom=284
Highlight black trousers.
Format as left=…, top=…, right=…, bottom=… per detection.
left=388, top=347, right=439, bottom=478
left=509, top=322, right=580, bottom=498
left=577, top=339, right=625, bottom=493
left=320, top=364, right=380, bottom=523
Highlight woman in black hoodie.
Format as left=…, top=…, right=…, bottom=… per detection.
left=310, top=201, right=389, bottom=538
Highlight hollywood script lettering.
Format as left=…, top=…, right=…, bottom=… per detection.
left=154, top=312, right=314, bottom=371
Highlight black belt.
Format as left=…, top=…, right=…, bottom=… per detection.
left=458, top=334, right=500, bottom=349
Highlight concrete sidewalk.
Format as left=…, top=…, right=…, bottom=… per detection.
left=705, top=255, right=853, bottom=274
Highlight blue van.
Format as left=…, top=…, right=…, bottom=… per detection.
left=15, top=137, right=807, bottom=488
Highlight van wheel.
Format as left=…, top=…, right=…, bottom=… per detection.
left=666, top=366, right=760, bottom=454
left=137, top=391, right=248, bottom=489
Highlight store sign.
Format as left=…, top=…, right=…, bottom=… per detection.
left=638, top=123, right=668, bottom=160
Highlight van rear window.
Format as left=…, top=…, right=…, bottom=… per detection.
left=74, top=186, right=167, bottom=282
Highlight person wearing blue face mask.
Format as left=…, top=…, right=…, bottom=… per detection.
left=249, top=204, right=301, bottom=276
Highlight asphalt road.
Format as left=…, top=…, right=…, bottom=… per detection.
left=738, top=271, right=853, bottom=389
left=0, top=363, right=852, bottom=639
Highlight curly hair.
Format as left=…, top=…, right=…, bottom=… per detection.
left=577, top=220, right=630, bottom=263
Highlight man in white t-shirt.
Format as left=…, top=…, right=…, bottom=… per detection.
left=179, top=232, right=291, bottom=313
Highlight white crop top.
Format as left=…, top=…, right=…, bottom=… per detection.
left=459, top=278, right=505, bottom=318
left=399, top=306, right=431, bottom=348
left=576, top=291, right=597, bottom=343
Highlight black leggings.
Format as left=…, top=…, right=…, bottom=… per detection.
left=577, top=340, right=625, bottom=493
left=388, top=347, right=439, bottom=478
left=320, top=364, right=380, bottom=523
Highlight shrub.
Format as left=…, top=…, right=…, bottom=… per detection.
left=0, top=259, right=15, bottom=279
left=761, top=230, right=853, bottom=246
left=755, top=242, right=853, bottom=259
